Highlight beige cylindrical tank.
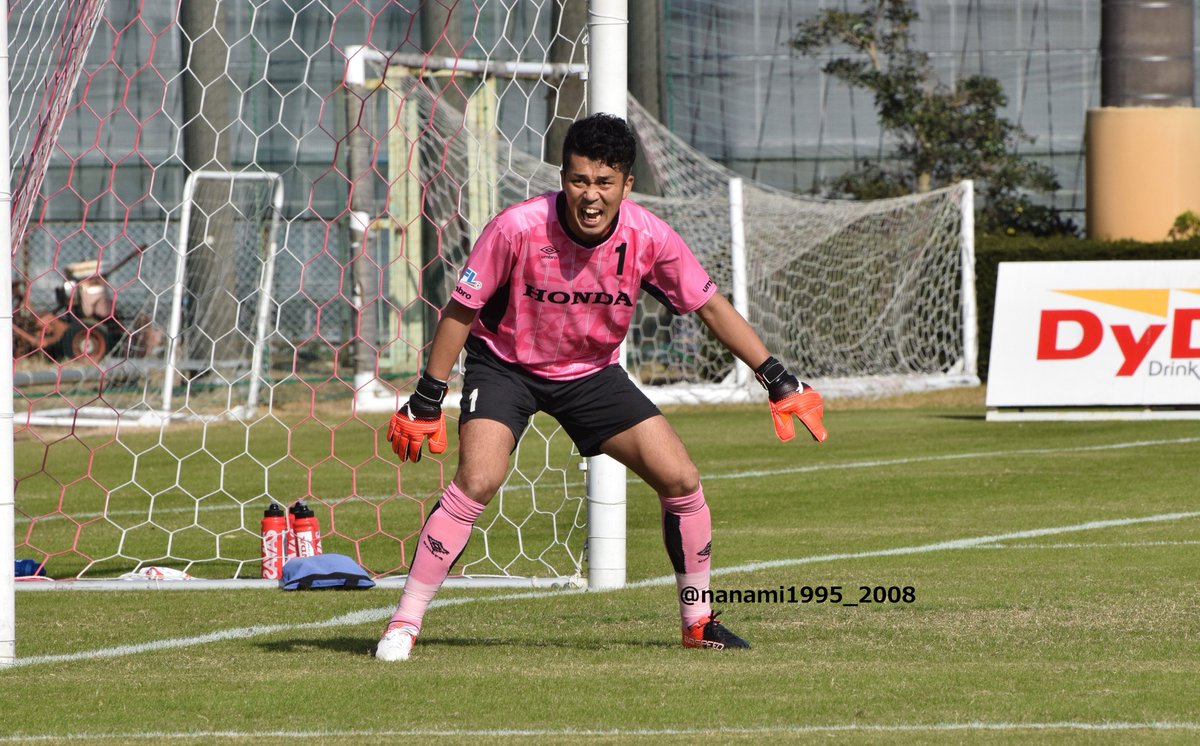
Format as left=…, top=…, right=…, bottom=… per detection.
left=1086, top=107, right=1200, bottom=241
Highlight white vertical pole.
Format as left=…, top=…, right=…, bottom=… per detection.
left=587, top=0, right=628, bottom=117
left=163, top=173, right=198, bottom=415
left=585, top=0, right=628, bottom=591
left=349, top=209, right=376, bottom=398
left=958, top=180, right=979, bottom=378
left=729, top=177, right=750, bottom=387
left=246, top=176, right=284, bottom=416
left=1, top=0, right=18, bottom=667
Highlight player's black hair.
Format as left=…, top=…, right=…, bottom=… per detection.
left=561, top=113, right=637, bottom=176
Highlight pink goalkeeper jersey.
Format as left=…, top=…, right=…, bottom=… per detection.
left=452, top=192, right=717, bottom=380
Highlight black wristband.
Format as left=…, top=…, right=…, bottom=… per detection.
left=754, top=355, right=800, bottom=401
left=414, top=372, right=448, bottom=405
left=754, top=356, right=787, bottom=389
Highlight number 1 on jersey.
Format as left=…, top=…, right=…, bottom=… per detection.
left=614, top=242, right=627, bottom=276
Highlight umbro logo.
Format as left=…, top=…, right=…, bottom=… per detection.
left=697, top=541, right=711, bottom=562
left=539, top=245, right=559, bottom=258
left=425, top=535, right=450, bottom=559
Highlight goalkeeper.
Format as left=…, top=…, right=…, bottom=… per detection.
left=377, top=113, right=826, bottom=661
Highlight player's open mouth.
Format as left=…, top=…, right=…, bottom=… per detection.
left=581, top=207, right=603, bottom=225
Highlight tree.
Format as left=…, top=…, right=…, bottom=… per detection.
left=180, top=0, right=239, bottom=371
left=790, top=0, right=1076, bottom=236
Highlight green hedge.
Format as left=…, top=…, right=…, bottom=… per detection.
left=973, top=236, right=1200, bottom=381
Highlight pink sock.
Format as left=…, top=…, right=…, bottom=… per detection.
left=660, top=485, right=712, bottom=629
left=389, top=482, right=485, bottom=633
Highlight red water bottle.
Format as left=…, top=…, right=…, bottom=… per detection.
left=291, top=499, right=323, bottom=558
left=286, top=501, right=300, bottom=559
left=260, top=502, right=288, bottom=579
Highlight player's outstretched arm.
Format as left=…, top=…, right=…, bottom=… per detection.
left=387, top=300, right=478, bottom=462
left=695, top=293, right=827, bottom=443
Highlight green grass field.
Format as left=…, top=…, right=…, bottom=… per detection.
left=3, top=388, right=1199, bottom=744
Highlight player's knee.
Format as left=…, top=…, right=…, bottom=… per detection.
left=451, top=472, right=502, bottom=505
left=658, top=464, right=700, bottom=499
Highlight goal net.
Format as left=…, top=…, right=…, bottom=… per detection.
left=16, top=170, right=284, bottom=427
left=625, top=97, right=978, bottom=402
left=4, top=2, right=975, bottom=591
left=7, top=2, right=593, bottom=587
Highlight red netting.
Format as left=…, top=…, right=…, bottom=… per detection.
left=11, top=2, right=588, bottom=582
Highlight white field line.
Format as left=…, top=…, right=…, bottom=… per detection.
left=664, top=511, right=1200, bottom=582
left=976, top=540, right=1200, bottom=550
left=16, top=435, right=1200, bottom=525
left=6, top=509, right=1197, bottom=670
left=705, top=435, right=1200, bottom=481
left=1, top=722, right=1198, bottom=742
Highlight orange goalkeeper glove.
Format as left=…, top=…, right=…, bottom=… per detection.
left=754, top=356, right=827, bottom=443
left=388, top=373, right=449, bottom=462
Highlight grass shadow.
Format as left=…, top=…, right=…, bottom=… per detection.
left=257, top=634, right=677, bottom=657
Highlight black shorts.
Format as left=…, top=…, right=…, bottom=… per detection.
left=458, top=335, right=661, bottom=457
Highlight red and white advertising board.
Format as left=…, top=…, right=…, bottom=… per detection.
left=986, top=260, right=1200, bottom=420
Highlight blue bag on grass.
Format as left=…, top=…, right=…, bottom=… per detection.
left=280, top=553, right=376, bottom=590
left=15, top=559, right=46, bottom=577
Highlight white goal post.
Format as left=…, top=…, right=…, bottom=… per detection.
left=582, top=0, right=630, bottom=592
left=161, top=170, right=285, bottom=422
left=1, top=0, right=16, bottom=668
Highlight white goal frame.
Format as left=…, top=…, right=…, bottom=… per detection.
left=10, top=170, right=284, bottom=429
left=161, top=170, right=285, bottom=422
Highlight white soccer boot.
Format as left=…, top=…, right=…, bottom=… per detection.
left=375, top=623, right=419, bottom=661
